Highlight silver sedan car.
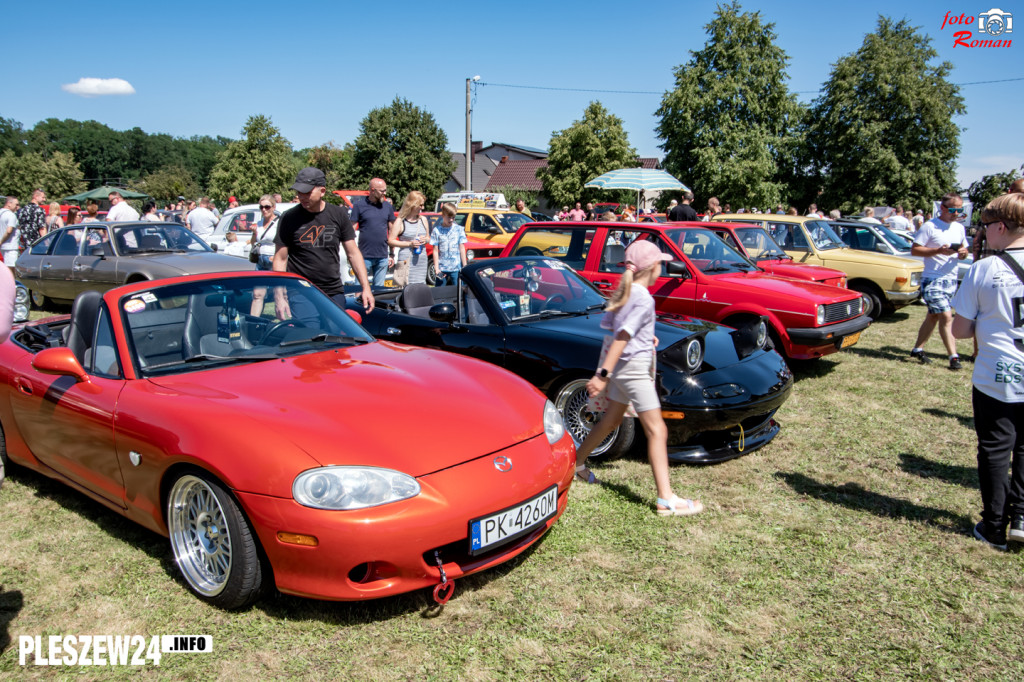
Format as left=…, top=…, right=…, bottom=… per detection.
left=16, top=222, right=254, bottom=307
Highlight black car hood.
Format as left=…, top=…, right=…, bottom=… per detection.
left=523, top=312, right=714, bottom=347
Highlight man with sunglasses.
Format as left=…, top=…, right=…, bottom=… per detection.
left=909, top=193, right=969, bottom=369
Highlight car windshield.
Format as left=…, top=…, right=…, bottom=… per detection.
left=468, top=258, right=607, bottom=322
left=663, top=227, right=757, bottom=273
left=113, top=224, right=211, bottom=254
left=875, top=222, right=913, bottom=250
left=727, top=226, right=788, bottom=259
left=122, top=276, right=373, bottom=376
left=494, top=213, right=534, bottom=232
left=802, top=221, right=844, bottom=251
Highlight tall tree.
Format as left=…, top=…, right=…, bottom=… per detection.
left=349, top=98, right=455, bottom=207
left=207, top=115, right=295, bottom=203
left=806, top=17, right=965, bottom=213
left=966, top=165, right=1022, bottom=210
left=0, top=117, right=26, bottom=155
left=136, top=165, right=201, bottom=203
left=40, top=151, right=87, bottom=199
left=656, top=1, right=803, bottom=210
left=0, top=150, right=84, bottom=200
left=537, top=101, right=638, bottom=207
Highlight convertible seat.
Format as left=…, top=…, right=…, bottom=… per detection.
left=65, top=290, right=104, bottom=366
left=183, top=294, right=253, bottom=357
left=603, top=244, right=626, bottom=272
left=400, top=283, right=435, bottom=318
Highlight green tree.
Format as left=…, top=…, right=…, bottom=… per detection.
left=40, top=151, right=87, bottom=199
left=537, top=101, right=638, bottom=207
left=207, top=115, right=295, bottom=203
left=806, top=17, right=965, bottom=213
left=656, top=1, right=803, bottom=210
left=0, top=151, right=46, bottom=200
left=306, top=142, right=357, bottom=193
left=136, top=165, right=201, bottom=203
left=966, top=165, right=1022, bottom=211
left=349, top=98, right=455, bottom=207
left=0, top=117, right=26, bottom=155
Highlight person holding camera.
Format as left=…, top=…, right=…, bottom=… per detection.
left=952, top=192, right=1024, bottom=549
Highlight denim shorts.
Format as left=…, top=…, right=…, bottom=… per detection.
left=921, top=276, right=958, bottom=314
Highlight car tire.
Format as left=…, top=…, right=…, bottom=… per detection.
left=426, top=259, right=436, bottom=286
left=29, top=289, right=51, bottom=310
left=850, top=285, right=884, bottom=321
left=553, top=378, right=635, bottom=461
left=167, top=472, right=267, bottom=610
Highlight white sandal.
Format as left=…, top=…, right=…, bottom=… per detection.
left=656, top=495, right=703, bottom=516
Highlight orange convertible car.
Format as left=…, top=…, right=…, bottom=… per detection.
left=0, top=272, right=575, bottom=608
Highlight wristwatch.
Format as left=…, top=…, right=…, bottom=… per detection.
left=595, top=368, right=610, bottom=378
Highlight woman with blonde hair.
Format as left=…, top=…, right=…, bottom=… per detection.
left=573, top=239, right=704, bottom=517
left=388, top=190, right=430, bottom=287
left=45, top=202, right=64, bottom=234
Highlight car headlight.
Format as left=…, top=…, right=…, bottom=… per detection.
left=816, top=304, right=826, bottom=325
left=856, top=297, right=865, bottom=315
left=755, top=319, right=768, bottom=348
left=466, top=250, right=476, bottom=261
left=292, top=466, right=420, bottom=510
left=14, top=284, right=29, bottom=305
left=684, top=338, right=704, bottom=371
left=911, top=272, right=921, bottom=287
left=543, top=399, right=565, bottom=444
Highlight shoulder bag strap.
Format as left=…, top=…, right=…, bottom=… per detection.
left=995, top=249, right=1024, bottom=285
left=258, top=217, right=278, bottom=243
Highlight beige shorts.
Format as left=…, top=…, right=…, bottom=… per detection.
left=607, top=352, right=660, bottom=414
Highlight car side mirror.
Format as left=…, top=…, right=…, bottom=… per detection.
left=487, top=226, right=501, bottom=234
left=429, top=303, right=457, bottom=323
left=32, top=347, right=90, bottom=383
left=346, top=309, right=362, bottom=325
left=210, top=243, right=218, bottom=252
left=88, top=246, right=106, bottom=259
left=665, top=261, right=690, bottom=279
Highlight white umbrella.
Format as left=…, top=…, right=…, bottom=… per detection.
left=584, top=168, right=689, bottom=211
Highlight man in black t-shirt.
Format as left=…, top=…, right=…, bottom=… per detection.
left=668, top=190, right=698, bottom=222
left=272, top=167, right=374, bottom=318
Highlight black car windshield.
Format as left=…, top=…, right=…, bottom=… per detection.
left=494, top=213, right=534, bottom=233
left=123, top=276, right=373, bottom=375
left=727, top=226, right=788, bottom=260
left=469, top=258, right=606, bottom=322
left=113, top=224, right=211, bottom=254
left=804, top=221, right=844, bottom=251
left=663, top=227, right=757, bottom=274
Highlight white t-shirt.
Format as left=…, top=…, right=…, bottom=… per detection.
left=223, top=241, right=248, bottom=258
left=859, top=216, right=881, bottom=224
left=254, top=215, right=279, bottom=257
left=107, top=201, right=140, bottom=222
left=600, top=286, right=656, bottom=361
left=885, top=215, right=912, bottom=232
left=187, top=207, right=218, bottom=239
left=914, top=217, right=966, bottom=279
left=951, top=250, right=1024, bottom=403
left=0, top=208, right=19, bottom=250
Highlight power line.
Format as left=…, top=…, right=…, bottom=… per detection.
left=479, top=76, right=1024, bottom=97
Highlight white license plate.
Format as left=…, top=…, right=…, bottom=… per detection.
left=469, top=486, right=558, bottom=555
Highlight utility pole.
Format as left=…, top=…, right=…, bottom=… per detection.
left=465, top=78, right=472, bottom=191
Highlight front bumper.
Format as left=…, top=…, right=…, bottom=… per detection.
left=786, top=315, right=871, bottom=345
left=884, top=289, right=920, bottom=304
left=667, top=410, right=781, bottom=464
left=235, top=433, right=575, bottom=602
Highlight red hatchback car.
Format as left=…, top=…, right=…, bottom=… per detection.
left=705, top=222, right=848, bottom=287
left=502, top=222, right=870, bottom=360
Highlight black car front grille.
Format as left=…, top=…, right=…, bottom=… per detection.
left=822, top=299, right=860, bottom=324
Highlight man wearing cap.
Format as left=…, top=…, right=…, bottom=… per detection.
left=348, top=178, right=395, bottom=287
left=228, top=196, right=239, bottom=210
left=272, top=167, right=374, bottom=317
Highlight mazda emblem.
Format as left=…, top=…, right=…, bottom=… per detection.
left=493, top=456, right=512, bottom=472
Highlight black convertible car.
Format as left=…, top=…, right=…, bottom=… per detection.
left=350, top=257, right=793, bottom=463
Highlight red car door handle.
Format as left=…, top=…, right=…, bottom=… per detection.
left=595, top=280, right=613, bottom=288
left=15, top=377, right=32, bottom=395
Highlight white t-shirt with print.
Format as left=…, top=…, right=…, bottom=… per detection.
left=951, top=250, right=1024, bottom=403
left=915, top=217, right=966, bottom=279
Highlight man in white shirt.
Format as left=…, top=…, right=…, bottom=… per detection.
left=859, top=207, right=881, bottom=224
left=885, top=205, right=913, bottom=232
left=106, top=191, right=140, bottom=222
left=909, top=193, right=968, bottom=369
left=187, top=197, right=219, bottom=240
left=0, top=196, right=21, bottom=272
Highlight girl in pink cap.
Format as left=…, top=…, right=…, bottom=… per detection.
left=574, top=239, right=704, bottom=516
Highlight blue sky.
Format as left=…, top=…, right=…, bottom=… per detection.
left=5, top=0, right=1020, bottom=190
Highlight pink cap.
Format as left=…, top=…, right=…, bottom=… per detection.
left=625, top=239, right=672, bottom=273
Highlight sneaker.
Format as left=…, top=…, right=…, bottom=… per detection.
left=949, top=356, right=962, bottom=371
left=1009, top=515, right=1024, bottom=543
left=910, top=349, right=932, bottom=364
left=973, top=521, right=1008, bottom=551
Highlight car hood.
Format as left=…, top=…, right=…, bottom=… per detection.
left=708, top=271, right=861, bottom=303
left=523, top=311, right=712, bottom=348
left=145, top=341, right=547, bottom=478
left=815, top=247, right=923, bottom=270
left=131, top=252, right=254, bottom=274
left=757, top=259, right=846, bottom=282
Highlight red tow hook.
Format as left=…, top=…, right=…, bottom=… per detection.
left=432, top=550, right=455, bottom=605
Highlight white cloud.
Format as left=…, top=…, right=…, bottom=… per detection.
left=61, top=78, right=136, bottom=97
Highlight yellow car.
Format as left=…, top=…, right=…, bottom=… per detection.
left=712, top=214, right=923, bottom=319
left=456, top=210, right=571, bottom=257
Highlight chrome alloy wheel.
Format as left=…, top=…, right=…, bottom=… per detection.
left=168, top=475, right=232, bottom=597
left=554, top=379, right=618, bottom=457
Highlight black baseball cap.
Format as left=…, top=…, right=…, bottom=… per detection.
left=291, top=167, right=327, bottom=193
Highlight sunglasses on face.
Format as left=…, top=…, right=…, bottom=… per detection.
left=259, top=205, right=273, bottom=210
left=945, top=206, right=965, bottom=214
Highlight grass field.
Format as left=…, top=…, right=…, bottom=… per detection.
left=1, top=302, right=1022, bottom=680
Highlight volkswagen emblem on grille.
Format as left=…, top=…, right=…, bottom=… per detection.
left=493, top=456, right=512, bottom=472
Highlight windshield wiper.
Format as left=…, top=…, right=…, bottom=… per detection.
left=183, top=353, right=279, bottom=363
left=278, top=333, right=368, bottom=348
left=584, top=303, right=606, bottom=313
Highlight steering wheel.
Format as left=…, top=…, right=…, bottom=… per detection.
left=258, top=318, right=305, bottom=345
left=705, top=258, right=726, bottom=271
left=542, top=293, right=568, bottom=311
